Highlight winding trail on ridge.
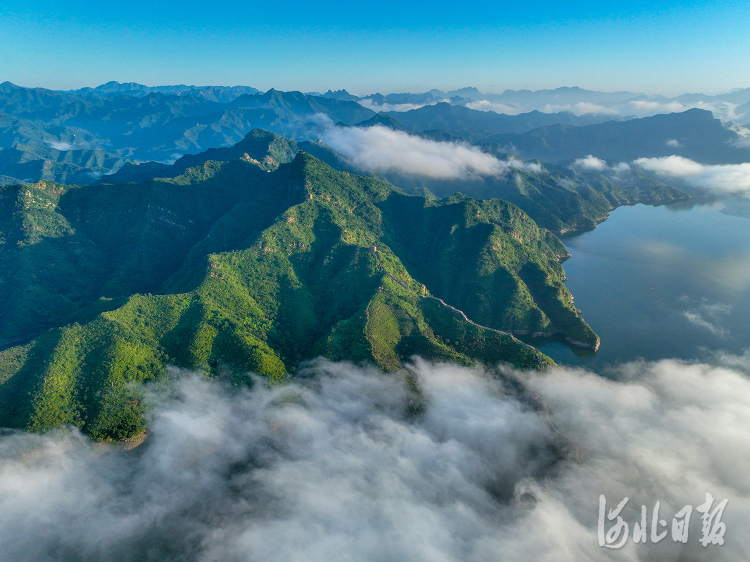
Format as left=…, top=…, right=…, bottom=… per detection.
left=372, top=247, right=581, bottom=455
left=371, top=248, right=547, bottom=365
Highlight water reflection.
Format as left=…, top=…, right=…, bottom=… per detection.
left=533, top=197, right=750, bottom=367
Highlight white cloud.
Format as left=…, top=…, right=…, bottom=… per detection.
left=570, top=157, right=631, bottom=178
left=572, top=102, right=620, bottom=115
left=47, top=141, right=73, bottom=151
left=320, top=123, right=540, bottom=179
left=666, top=139, right=682, bottom=147
left=1, top=356, right=750, bottom=560
left=627, top=100, right=746, bottom=122
left=612, top=162, right=631, bottom=174
left=465, top=99, right=524, bottom=115
left=727, top=123, right=750, bottom=148
left=356, top=99, right=433, bottom=112
left=633, top=155, right=750, bottom=197
left=628, top=100, right=689, bottom=114
left=558, top=177, right=577, bottom=189
left=681, top=300, right=732, bottom=337
left=684, top=311, right=728, bottom=336
left=573, top=155, right=608, bottom=170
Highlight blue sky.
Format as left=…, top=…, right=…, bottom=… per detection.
left=1, top=0, right=749, bottom=95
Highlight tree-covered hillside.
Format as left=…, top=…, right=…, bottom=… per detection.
left=0, top=146, right=597, bottom=440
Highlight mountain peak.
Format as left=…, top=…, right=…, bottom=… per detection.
left=0, top=81, right=21, bottom=93
left=354, top=114, right=411, bottom=132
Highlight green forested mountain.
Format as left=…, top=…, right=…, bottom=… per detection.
left=0, top=143, right=126, bottom=185
left=97, top=128, right=302, bottom=184
left=382, top=147, right=690, bottom=233
left=96, top=129, right=358, bottom=185
left=0, top=144, right=596, bottom=440
left=98, top=128, right=689, bottom=234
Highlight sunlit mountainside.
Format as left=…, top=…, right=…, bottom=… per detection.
left=0, top=130, right=603, bottom=439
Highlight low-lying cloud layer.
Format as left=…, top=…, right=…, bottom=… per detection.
left=356, top=99, right=434, bottom=113
left=464, top=97, right=746, bottom=122
left=1, top=355, right=749, bottom=561
left=540, top=102, right=620, bottom=116
left=465, top=99, right=525, bottom=115
left=321, top=124, right=540, bottom=179
left=633, top=156, right=750, bottom=197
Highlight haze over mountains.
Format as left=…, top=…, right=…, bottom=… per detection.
left=2, top=80, right=750, bottom=194
left=313, top=84, right=750, bottom=122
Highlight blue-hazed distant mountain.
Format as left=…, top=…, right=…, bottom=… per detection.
left=483, top=108, right=750, bottom=164
left=2, top=81, right=748, bottom=185
left=382, top=102, right=624, bottom=141
left=228, top=89, right=374, bottom=124
left=62, top=81, right=262, bottom=103
left=0, top=85, right=377, bottom=174
left=319, top=89, right=360, bottom=101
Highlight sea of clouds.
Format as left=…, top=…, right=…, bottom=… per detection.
left=1, top=355, right=749, bottom=562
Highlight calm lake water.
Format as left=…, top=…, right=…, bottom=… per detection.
left=530, top=195, right=750, bottom=368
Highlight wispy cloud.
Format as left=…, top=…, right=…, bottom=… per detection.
left=572, top=155, right=631, bottom=175
left=1, top=356, right=750, bottom=560
left=679, top=297, right=732, bottom=337
left=627, top=100, right=746, bottom=122
left=633, top=155, right=750, bottom=197
left=541, top=102, right=619, bottom=116
left=466, top=99, right=524, bottom=115
left=320, top=122, right=540, bottom=179
left=356, top=99, right=433, bottom=112
left=572, top=155, right=608, bottom=171
left=47, top=141, right=74, bottom=151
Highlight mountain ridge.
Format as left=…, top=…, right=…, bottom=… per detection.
left=0, top=137, right=597, bottom=439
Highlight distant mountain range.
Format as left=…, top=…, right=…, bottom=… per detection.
left=3, top=82, right=747, bottom=187
left=0, top=85, right=378, bottom=175
left=482, top=108, right=750, bottom=164
left=382, top=102, right=625, bottom=142
left=303, top=84, right=750, bottom=122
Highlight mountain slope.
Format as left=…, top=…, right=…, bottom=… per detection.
left=0, top=152, right=596, bottom=439
left=0, top=143, right=126, bottom=185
